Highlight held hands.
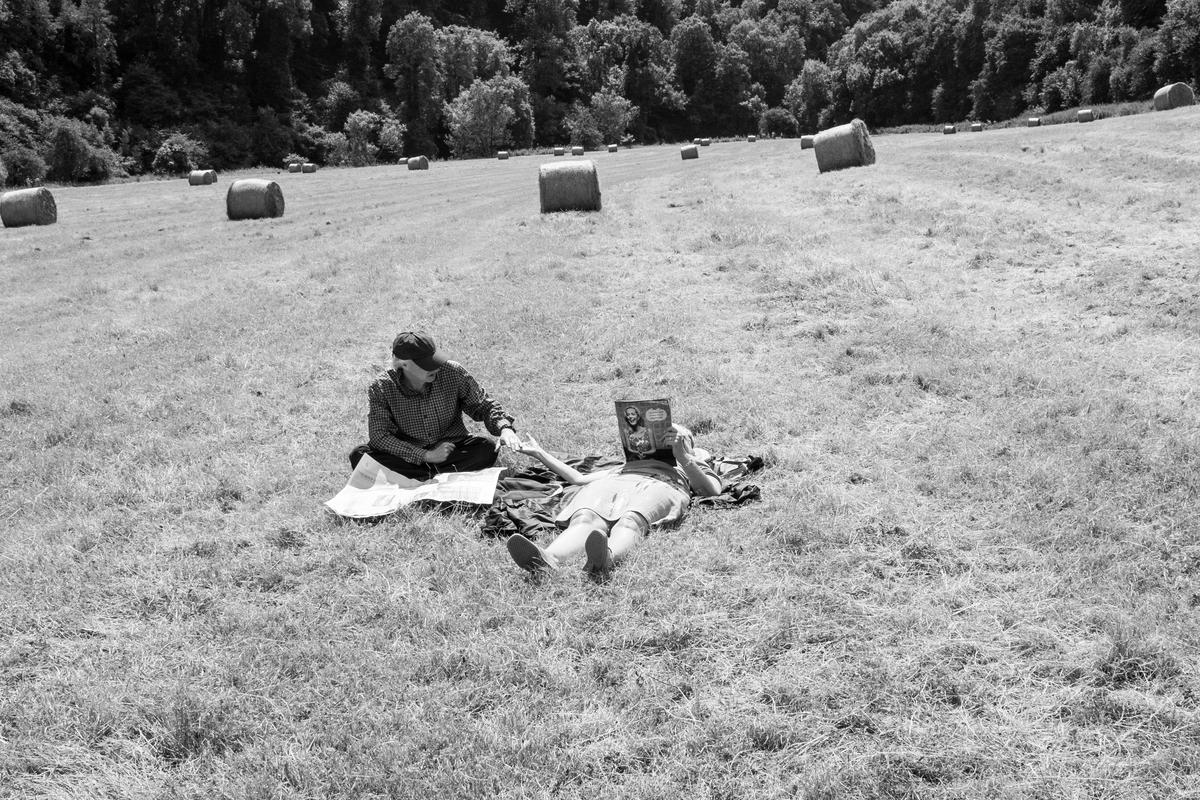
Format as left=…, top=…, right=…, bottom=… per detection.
left=424, top=441, right=457, bottom=464
left=499, top=428, right=524, bottom=451
left=513, top=434, right=547, bottom=458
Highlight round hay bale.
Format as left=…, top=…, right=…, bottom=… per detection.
left=226, top=179, right=285, bottom=221
left=943, top=124, right=956, bottom=134
left=301, top=163, right=317, bottom=173
left=800, top=135, right=814, bottom=150
left=1, top=187, right=57, bottom=227
left=571, top=145, right=585, bottom=156
left=407, top=155, right=429, bottom=170
left=188, top=170, right=211, bottom=185
left=1154, top=82, right=1195, bottom=110
left=553, top=146, right=565, bottom=156
left=692, top=138, right=702, bottom=145
left=970, top=122, right=984, bottom=132
left=287, top=163, right=302, bottom=173
left=607, top=144, right=618, bottom=153
left=681, top=144, right=699, bottom=160
left=700, top=138, right=711, bottom=146
left=1027, top=117, right=1041, bottom=127
left=748, top=135, right=757, bottom=142
left=1077, top=109, right=1095, bottom=122
left=813, top=119, right=875, bottom=174
left=204, top=169, right=218, bottom=183
left=538, top=160, right=601, bottom=214
left=497, top=151, right=510, bottom=160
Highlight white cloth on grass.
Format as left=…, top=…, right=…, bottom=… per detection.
left=325, top=454, right=503, bottom=518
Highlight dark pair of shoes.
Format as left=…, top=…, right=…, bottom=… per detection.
left=583, top=530, right=614, bottom=577
left=506, top=533, right=558, bottom=572
left=506, top=531, right=614, bottom=576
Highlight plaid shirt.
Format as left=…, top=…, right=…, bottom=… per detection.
left=367, top=361, right=514, bottom=464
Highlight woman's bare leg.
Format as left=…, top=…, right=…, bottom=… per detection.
left=546, top=509, right=608, bottom=563
left=605, top=512, right=650, bottom=564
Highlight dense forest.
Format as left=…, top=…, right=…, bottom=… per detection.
left=0, top=0, right=1197, bottom=184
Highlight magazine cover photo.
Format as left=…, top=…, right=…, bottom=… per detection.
left=615, top=398, right=674, bottom=465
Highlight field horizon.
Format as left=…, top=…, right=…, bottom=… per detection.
left=3, top=107, right=1200, bottom=798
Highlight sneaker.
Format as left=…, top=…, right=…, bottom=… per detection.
left=507, top=533, right=556, bottom=572
left=583, top=529, right=613, bottom=576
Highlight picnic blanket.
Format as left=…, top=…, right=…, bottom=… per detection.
left=481, top=453, right=765, bottom=540
left=325, top=453, right=504, bottom=518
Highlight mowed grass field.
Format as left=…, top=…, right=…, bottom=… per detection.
left=3, top=109, right=1200, bottom=799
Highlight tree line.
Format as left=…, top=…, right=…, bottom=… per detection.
left=0, top=0, right=1196, bottom=185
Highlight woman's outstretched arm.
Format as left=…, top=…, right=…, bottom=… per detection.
left=516, top=436, right=609, bottom=485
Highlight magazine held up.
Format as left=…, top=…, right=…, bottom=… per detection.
left=615, top=398, right=675, bottom=466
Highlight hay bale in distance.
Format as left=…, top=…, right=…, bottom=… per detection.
left=800, top=135, right=814, bottom=149
left=1027, top=117, right=1041, bottom=127
left=1, top=187, right=57, bottom=227
left=553, top=146, right=565, bottom=156
left=681, top=144, right=699, bottom=160
left=301, top=163, right=317, bottom=173
left=748, top=135, right=757, bottom=142
left=970, top=122, right=984, bottom=132
left=571, top=145, right=585, bottom=156
left=287, top=163, right=302, bottom=173
left=943, top=124, right=956, bottom=134
left=539, top=160, right=601, bottom=214
left=497, top=151, right=510, bottom=160
left=407, top=155, right=429, bottom=170
left=188, top=170, right=213, bottom=185
left=204, top=169, right=218, bottom=183
left=226, top=179, right=284, bottom=221
left=700, top=138, right=711, bottom=146
left=607, top=144, right=618, bottom=153
left=813, top=118, right=875, bottom=174
left=692, top=138, right=702, bottom=145
left=1154, top=83, right=1195, bottom=110
left=1077, top=109, right=1095, bottom=122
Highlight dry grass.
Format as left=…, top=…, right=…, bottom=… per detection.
left=3, top=110, right=1200, bottom=798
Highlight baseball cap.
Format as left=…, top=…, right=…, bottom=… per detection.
left=392, top=331, right=448, bottom=371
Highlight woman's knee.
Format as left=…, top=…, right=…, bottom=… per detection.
left=613, top=513, right=648, bottom=537
left=569, top=509, right=606, bottom=529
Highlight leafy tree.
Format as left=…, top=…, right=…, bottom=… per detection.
left=338, top=0, right=383, bottom=91
left=0, top=154, right=7, bottom=186
left=759, top=106, right=798, bottom=136
left=1109, top=32, right=1159, bottom=100
left=53, top=0, right=119, bottom=93
left=378, top=116, right=406, bottom=160
left=971, top=13, right=1041, bottom=120
left=437, top=25, right=513, bottom=102
left=115, top=62, right=183, bottom=126
left=319, top=79, right=361, bottom=131
left=726, top=16, right=805, bottom=107
left=385, top=12, right=444, bottom=154
left=572, top=15, right=680, bottom=136
left=251, top=106, right=296, bottom=166
left=563, top=101, right=601, bottom=146
left=588, top=89, right=636, bottom=141
left=506, top=0, right=581, bottom=144
left=1156, top=0, right=1200, bottom=86
left=443, top=74, right=535, bottom=157
left=2, top=146, right=46, bottom=185
left=784, top=58, right=832, bottom=132
left=671, top=15, right=717, bottom=98
left=344, top=108, right=381, bottom=164
left=151, top=131, right=209, bottom=174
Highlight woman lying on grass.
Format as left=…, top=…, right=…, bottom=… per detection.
left=506, top=424, right=722, bottom=576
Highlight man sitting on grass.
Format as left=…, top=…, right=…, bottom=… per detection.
left=348, top=331, right=522, bottom=479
